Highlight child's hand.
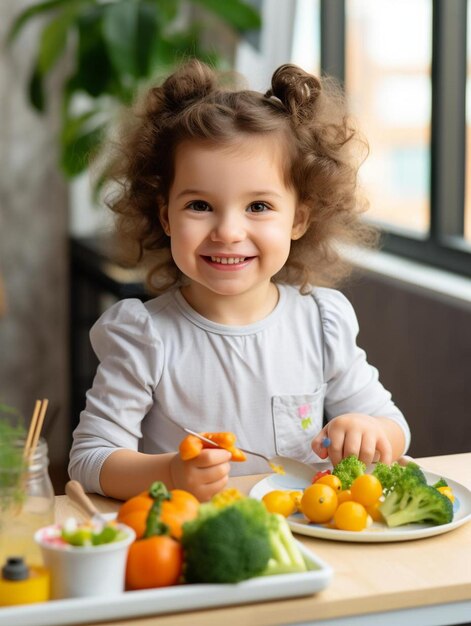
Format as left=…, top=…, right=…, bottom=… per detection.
left=311, top=413, right=393, bottom=467
left=169, top=448, right=232, bottom=502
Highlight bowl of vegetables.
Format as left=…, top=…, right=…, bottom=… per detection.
left=34, top=519, right=135, bottom=599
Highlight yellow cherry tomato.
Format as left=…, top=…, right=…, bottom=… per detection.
left=333, top=501, right=368, bottom=531
left=437, top=486, right=455, bottom=503
left=301, top=484, right=338, bottom=523
left=337, top=489, right=353, bottom=505
left=315, top=474, right=342, bottom=492
left=262, top=490, right=296, bottom=517
left=289, top=490, right=303, bottom=511
left=350, top=474, right=383, bottom=507
left=365, top=500, right=384, bottom=522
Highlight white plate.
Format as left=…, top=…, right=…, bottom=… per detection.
left=0, top=542, right=332, bottom=626
left=249, top=470, right=471, bottom=543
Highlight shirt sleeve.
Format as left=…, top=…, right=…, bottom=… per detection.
left=68, top=298, right=163, bottom=495
left=313, top=288, right=411, bottom=454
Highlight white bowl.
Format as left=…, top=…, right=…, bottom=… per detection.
left=34, top=523, right=135, bottom=600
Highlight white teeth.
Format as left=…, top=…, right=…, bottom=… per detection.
left=210, top=256, right=246, bottom=264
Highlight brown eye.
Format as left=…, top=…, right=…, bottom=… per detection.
left=248, top=202, right=269, bottom=213
left=188, top=200, right=211, bottom=212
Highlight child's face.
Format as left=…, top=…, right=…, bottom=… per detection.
left=161, top=135, right=307, bottom=310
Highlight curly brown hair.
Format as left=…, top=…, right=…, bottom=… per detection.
left=102, top=59, right=377, bottom=294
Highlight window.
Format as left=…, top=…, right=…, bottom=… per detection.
left=296, top=0, right=471, bottom=277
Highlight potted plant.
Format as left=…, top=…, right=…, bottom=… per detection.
left=7, top=0, right=261, bottom=178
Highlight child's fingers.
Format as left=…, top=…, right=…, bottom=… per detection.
left=311, top=427, right=330, bottom=459
left=374, top=435, right=393, bottom=466
left=193, top=448, right=232, bottom=468
left=358, top=433, right=378, bottom=465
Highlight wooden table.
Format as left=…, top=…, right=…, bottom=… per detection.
left=56, top=453, right=471, bottom=626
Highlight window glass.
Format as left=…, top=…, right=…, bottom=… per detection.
left=465, top=1, right=471, bottom=241
left=345, top=0, right=432, bottom=235
left=291, top=0, right=321, bottom=75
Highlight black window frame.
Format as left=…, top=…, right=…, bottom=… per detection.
left=321, top=0, right=471, bottom=278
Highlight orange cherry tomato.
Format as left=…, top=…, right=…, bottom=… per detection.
left=333, top=501, right=368, bottom=531
left=337, top=489, right=353, bottom=504
left=350, top=474, right=383, bottom=507
left=289, top=490, right=303, bottom=511
left=366, top=500, right=384, bottom=522
left=126, top=535, right=183, bottom=590
left=301, top=484, right=338, bottom=523
left=316, top=474, right=342, bottom=492
left=262, top=490, right=297, bottom=517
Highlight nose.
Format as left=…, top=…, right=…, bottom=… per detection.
left=210, top=211, right=246, bottom=243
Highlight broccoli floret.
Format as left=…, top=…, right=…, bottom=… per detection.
left=181, top=497, right=306, bottom=583
left=182, top=498, right=272, bottom=583
left=332, top=455, right=366, bottom=490
left=372, top=462, right=404, bottom=494
left=402, top=461, right=427, bottom=484
left=373, top=461, right=426, bottom=494
left=432, top=477, right=448, bottom=489
left=261, top=513, right=307, bottom=576
left=380, top=479, right=453, bottom=528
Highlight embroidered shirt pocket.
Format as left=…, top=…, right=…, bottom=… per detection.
left=272, top=384, right=327, bottom=463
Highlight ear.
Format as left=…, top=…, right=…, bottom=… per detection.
left=159, top=204, right=171, bottom=236
left=291, top=204, right=310, bottom=240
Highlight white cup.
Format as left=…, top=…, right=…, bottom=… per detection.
left=34, top=523, right=135, bottom=599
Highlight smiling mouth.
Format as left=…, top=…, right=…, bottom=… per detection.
left=208, top=256, right=248, bottom=265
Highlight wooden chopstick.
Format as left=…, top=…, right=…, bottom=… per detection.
left=23, top=398, right=48, bottom=460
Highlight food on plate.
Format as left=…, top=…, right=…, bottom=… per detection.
left=379, top=473, right=453, bottom=528
left=372, top=460, right=426, bottom=495
left=300, top=484, right=338, bottom=524
left=179, top=431, right=247, bottom=462
left=262, top=490, right=297, bottom=517
left=117, top=481, right=199, bottom=540
left=332, top=455, right=366, bottom=490
left=315, top=474, right=342, bottom=492
left=262, top=457, right=455, bottom=532
left=181, top=495, right=307, bottom=583
left=312, top=469, right=332, bottom=484
left=269, top=462, right=286, bottom=475
left=333, top=501, right=369, bottom=531
left=437, top=485, right=455, bottom=503
left=350, top=474, right=382, bottom=507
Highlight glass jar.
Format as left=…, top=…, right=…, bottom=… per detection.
left=0, top=438, right=55, bottom=566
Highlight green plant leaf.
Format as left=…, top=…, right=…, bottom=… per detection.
left=6, top=0, right=72, bottom=44
left=102, top=1, right=141, bottom=78
left=60, top=112, right=105, bottom=176
left=28, top=63, right=45, bottom=111
left=37, top=6, right=77, bottom=74
left=135, top=2, right=161, bottom=77
left=191, top=0, right=261, bottom=32
left=75, top=5, right=117, bottom=98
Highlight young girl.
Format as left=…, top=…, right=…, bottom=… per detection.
left=69, top=60, right=410, bottom=502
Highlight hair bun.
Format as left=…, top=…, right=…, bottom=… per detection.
left=161, top=59, right=217, bottom=111
left=266, top=64, right=321, bottom=123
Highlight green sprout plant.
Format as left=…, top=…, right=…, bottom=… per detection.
left=6, top=0, right=261, bottom=178
left=0, top=404, right=26, bottom=511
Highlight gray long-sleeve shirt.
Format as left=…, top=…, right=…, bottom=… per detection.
left=69, top=284, right=410, bottom=494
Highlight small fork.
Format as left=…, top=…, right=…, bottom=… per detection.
left=183, top=428, right=277, bottom=471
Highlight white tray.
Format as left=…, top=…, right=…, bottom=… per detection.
left=0, top=542, right=332, bottom=626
